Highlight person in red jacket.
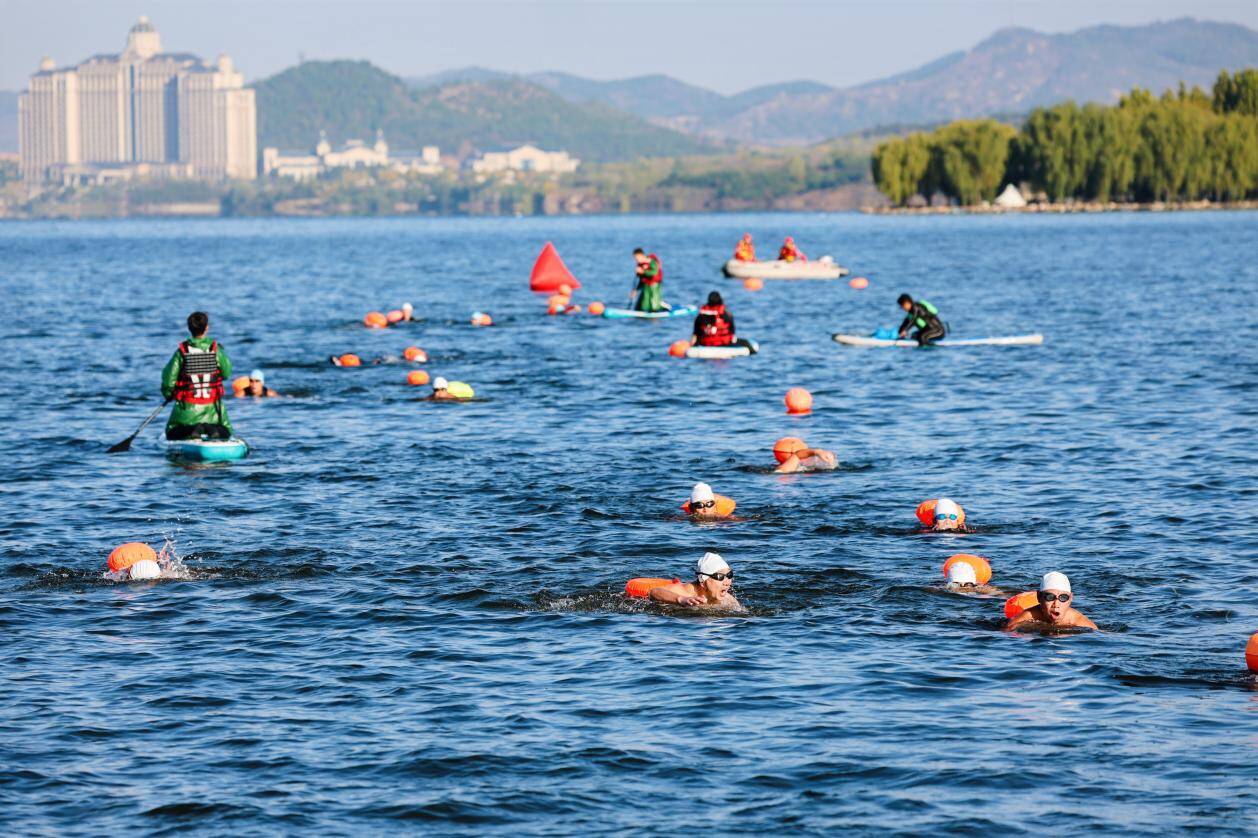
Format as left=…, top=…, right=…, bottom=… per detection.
left=777, top=236, right=807, bottom=262
left=691, top=292, right=756, bottom=350
left=733, top=233, right=756, bottom=262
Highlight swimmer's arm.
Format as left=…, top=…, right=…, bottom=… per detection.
left=1004, top=610, right=1035, bottom=631
left=773, top=456, right=800, bottom=474
left=650, top=584, right=705, bottom=607
left=1071, top=612, right=1099, bottom=631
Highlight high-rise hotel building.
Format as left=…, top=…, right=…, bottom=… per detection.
left=19, top=16, right=256, bottom=182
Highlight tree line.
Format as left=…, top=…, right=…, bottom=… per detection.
left=872, top=69, right=1258, bottom=206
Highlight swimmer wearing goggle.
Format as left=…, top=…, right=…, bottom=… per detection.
left=943, top=561, right=1004, bottom=596
left=931, top=498, right=966, bottom=532
left=1005, top=571, right=1098, bottom=631
left=683, top=482, right=736, bottom=519
left=649, top=552, right=743, bottom=610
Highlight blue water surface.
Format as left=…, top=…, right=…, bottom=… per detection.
left=1, top=211, right=1256, bottom=834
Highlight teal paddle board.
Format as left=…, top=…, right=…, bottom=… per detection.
left=602, top=306, right=697, bottom=320
left=163, top=437, right=250, bottom=462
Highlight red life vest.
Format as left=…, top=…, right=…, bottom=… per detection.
left=173, top=341, right=225, bottom=405
left=697, top=305, right=734, bottom=346
left=734, top=242, right=755, bottom=261
left=639, top=254, right=663, bottom=286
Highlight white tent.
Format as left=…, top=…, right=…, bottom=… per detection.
left=994, top=183, right=1027, bottom=208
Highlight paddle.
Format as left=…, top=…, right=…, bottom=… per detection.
left=108, top=398, right=171, bottom=453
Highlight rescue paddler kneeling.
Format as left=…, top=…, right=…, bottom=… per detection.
left=692, top=292, right=756, bottom=351
left=897, top=293, right=946, bottom=346
left=162, top=311, right=233, bottom=440
left=647, top=552, right=742, bottom=610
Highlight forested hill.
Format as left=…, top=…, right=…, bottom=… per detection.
left=253, top=61, right=717, bottom=162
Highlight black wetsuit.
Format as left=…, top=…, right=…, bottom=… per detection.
left=899, top=301, right=946, bottom=346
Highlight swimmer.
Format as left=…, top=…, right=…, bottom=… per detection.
left=943, top=562, right=1002, bottom=596
left=683, top=482, right=736, bottom=519
left=774, top=442, right=838, bottom=474
left=930, top=498, right=965, bottom=532
left=402, top=302, right=414, bottom=322
left=649, top=552, right=742, bottom=610
left=1005, top=572, right=1098, bottom=631
left=237, top=369, right=280, bottom=398
left=430, top=376, right=455, bottom=400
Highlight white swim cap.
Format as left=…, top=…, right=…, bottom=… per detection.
left=128, top=559, right=161, bottom=580
left=934, top=497, right=960, bottom=521
left=402, top=302, right=413, bottom=313
left=947, top=562, right=977, bottom=585
left=249, top=369, right=265, bottom=383
left=433, top=376, right=449, bottom=390
left=1040, top=571, right=1071, bottom=593
left=690, top=482, right=715, bottom=503
left=696, top=552, right=730, bottom=576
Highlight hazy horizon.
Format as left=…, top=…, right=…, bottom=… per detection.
left=2, top=0, right=1258, bottom=94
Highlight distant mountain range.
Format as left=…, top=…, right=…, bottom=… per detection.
left=1, top=18, right=1255, bottom=155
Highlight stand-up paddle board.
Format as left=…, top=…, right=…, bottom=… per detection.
left=602, top=306, right=698, bottom=320
left=685, top=340, right=759, bottom=359
left=162, top=436, right=250, bottom=462
left=833, top=333, right=1044, bottom=347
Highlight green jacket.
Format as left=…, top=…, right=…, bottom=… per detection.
left=161, top=334, right=233, bottom=432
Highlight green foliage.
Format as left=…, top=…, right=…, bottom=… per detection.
left=872, top=67, right=1258, bottom=204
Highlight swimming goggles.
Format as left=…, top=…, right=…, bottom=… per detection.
left=691, top=500, right=716, bottom=510
left=935, top=513, right=959, bottom=521
left=1038, top=592, right=1071, bottom=603
left=700, top=571, right=734, bottom=581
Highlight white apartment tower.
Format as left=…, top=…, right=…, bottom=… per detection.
left=18, top=16, right=256, bottom=182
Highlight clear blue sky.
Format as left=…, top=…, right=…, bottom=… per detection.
left=3, top=0, right=1256, bottom=92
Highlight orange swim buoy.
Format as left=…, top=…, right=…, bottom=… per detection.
left=364, top=311, right=388, bottom=328
left=849, top=277, right=869, bottom=289
left=668, top=340, right=690, bottom=358
left=915, top=499, right=938, bottom=527
left=231, top=375, right=250, bottom=392
left=406, top=370, right=430, bottom=386
left=743, top=277, right=763, bottom=291
left=773, top=436, right=806, bottom=464
left=588, top=301, right=605, bottom=316
left=942, top=554, right=992, bottom=585
left=1004, top=591, right=1040, bottom=620
left=403, top=346, right=427, bottom=362
left=339, top=353, right=362, bottom=367
left=785, top=387, right=812, bottom=414
left=680, top=495, right=737, bottom=517
left=1247, top=632, right=1258, bottom=673
left=387, top=309, right=404, bottom=323
left=108, top=542, right=157, bottom=573
left=626, top=577, right=681, bottom=598
left=471, top=312, right=493, bottom=327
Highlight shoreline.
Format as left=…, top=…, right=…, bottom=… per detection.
left=862, top=199, right=1258, bottom=215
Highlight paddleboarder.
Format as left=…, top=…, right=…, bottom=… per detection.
left=691, top=291, right=755, bottom=351
left=897, top=293, right=946, bottom=345
left=161, top=311, right=233, bottom=440
left=631, top=248, right=666, bottom=313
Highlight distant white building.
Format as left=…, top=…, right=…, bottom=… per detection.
left=263, top=132, right=441, bottom=180
left=470, top=144, right=579, bottom=175
left=994, top=183, right=1027, bottom=208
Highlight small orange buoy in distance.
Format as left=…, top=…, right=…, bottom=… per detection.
left=108, top=542, right=157, bottom=573
left=406, top=370, right=430, bottom=386
left=403, top=346, right=427, bottom=362
left=387, top=309, right=404, bottom=323
left=1247, top=632, right=1258, bottom=673
left=744, top=277, right=764, bottom=291
left=849, top=277, right=869, bottom=290
left=1004, top=591, right=1040, bottom=620
left=785, top=387, right=812, bottom=414
left=339, top=353, right=362, bottom=367
left=942, top=554, right=992, bottom=585
left=364, top=311, right=388, bottom=328
left=668, top=340, right=690, bottom=357
left=773, top=436, right=806, bottom=464
left=588, top=301, right=605, bottom=316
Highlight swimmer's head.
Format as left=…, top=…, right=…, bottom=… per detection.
left=402, top=302, right=413, bottom=315
left=933, top=497, right=962, bottom=531
left=696, top=551, right=733, bottom=595
left=742, top=233, right=752, bottom=242
left=946, top=561, right=977, bottom=588
left=707, top=291, right=723, bottom=307
left=128, top=559, right=161, bottom=580
left=249, top=369, right=265, bottom=383
left=785, top=237, right=794, bottom=245
left=1038, top=571, right=1072, bottom=622
left=432, top=376, right=449, bottom=392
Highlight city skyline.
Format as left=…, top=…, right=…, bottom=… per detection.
left=3, top=0, right=1258, bottom=95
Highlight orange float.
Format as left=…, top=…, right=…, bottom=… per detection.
left=1004, top=591, right=1040, bottom=619
left=231, top=375, right=250, bottom=392
left=406, top=370, right=430, bottom=386
left=108, top=542, right=157, bottom=573
left=773, top=437, right=806, bottom=464
left=588, top=301, right=605, bottom=316
left=387, top=309, right=404, bottom=323
left=1247, top=632, right=1258, bottom=673
left=785, top=387, right=812, bottom=414
left=339, top=353, right=362, bottom=367
left=942, top=554, right=992, bottom=585
left=680, top=495, right=737, bottom=516
left=743, top=277, right=764, bottom=291
left=849, top=277, right=869, bottom=289
left=471, top=312, right=493, bottom=327
left=364, top=311, right=388, bottom=328
left=626, top=577, right=681, bottom=598
left=915, top=499, right=938, bottom=527
left=668, top=340, right=690, bottom=357
left=403, top=346, right=427, bottom=362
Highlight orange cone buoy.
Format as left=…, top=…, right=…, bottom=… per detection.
left=773, top=436, right=806, bottom=464
left=403, top=346, right=427, bottom=362
left=588, top=301, right=605, bottom=316
left=1247, top=632, right=1258, bottom=673
left=108, top=542, right=157, bottom=573
left=406, top=370, right=430, bottom=386
left=785, top=387, right=812, bottom=414
left=529, top=242, right=581, bottom=293
left=849, top=277, right=869, bottom=289
left=668, top=340, right=690, bottom=357
left=364, top=311, right=388, bottom=328
left=387, top=309, right=405, bottom=323
left=942, top=554, right=992, bottom=585
left=744, top=277, right=764, bottom=291
left=339, top=353, right=362, bottom=367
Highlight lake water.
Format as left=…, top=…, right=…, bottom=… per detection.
left=1, top=211, right=1256, bottom=833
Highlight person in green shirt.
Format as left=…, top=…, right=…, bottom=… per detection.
left=161, top=311, right=233, bottom=440
left=632, top=248, right=666, bottom=313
